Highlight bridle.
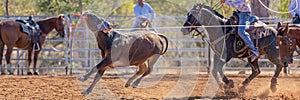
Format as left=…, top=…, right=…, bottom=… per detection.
left=185, top=11, right=206, bottom=39
left=55, top=18, right=65, bottom=37
left=184, top=7, right=229, bottom=62
left=278, top=28, right=298, bottom=57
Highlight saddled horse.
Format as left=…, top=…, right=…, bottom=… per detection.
left=277, top=22, right=300, bottom=67
left=0, top=15, right=66, bottom=75
left=78, top=11, right=168, bottom=94
left=181, top=3, right=283, bottom=92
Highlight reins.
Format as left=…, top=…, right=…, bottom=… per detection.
left=258, top=0, right=298, bottom=14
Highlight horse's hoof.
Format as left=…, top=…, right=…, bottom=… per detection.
left=9, top=72, right=14, bottom=75
left=270, top=84, right=277, bottom=93
left=77, top=76, right=87, bottom=82
left=125, top=83, right=130, bottom=88
left=238, top=85, right=246, bottom=93
left=33, top=72, right=39, bottom=75
left=131, top=84, right=138, bottom=88
left=82, top=90, right=90, bottom=95
left=1, top=72, right=6, bottom=75
left=227, top=79, right=234, bottom=88
left=27, top=72, right=33, bottom=75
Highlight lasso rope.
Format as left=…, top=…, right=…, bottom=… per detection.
left=258, top=0, right=298, bottom=14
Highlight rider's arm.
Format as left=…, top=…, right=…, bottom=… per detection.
left=146, top=3, right=155, bottom=22
left=224, top=0, right=244, bottom=8
left=288, top=0, right=297, bottom=16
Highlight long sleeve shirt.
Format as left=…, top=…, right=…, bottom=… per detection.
left=133, top=2, right=155, bottom=21
left=224, top=0, right=251, bottom=12
left=288, top=0, right=300, bottom=17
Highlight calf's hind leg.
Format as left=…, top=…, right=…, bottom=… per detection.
left=132, top=55, right=160, bottom=88
left=125, top=62, right=147, bottom=87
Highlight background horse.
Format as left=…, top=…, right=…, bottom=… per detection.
left=78, top=11, right=168, bottom=94
left=0, top=15, right=66, bottom=75
left=181, top=3, right=283, bottom=93
left=277, top=23, right=300, bottom=67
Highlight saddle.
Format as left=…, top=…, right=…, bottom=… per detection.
left=227, top=11, right=270, bottom=56
left=16, top=16, right=41, bottom=51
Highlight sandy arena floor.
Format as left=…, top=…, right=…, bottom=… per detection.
left=0, top=73, right=299, bottom=99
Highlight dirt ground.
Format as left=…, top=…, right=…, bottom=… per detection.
left=0, top=73, right=300, bottom=99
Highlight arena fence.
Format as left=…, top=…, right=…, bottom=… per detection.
left=0, top=15, right=299, bottom=75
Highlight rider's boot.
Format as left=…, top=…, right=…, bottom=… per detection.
left=250, top=49, right=259, bottom=62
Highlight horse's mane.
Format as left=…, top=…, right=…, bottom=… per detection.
left=202, top=5, right=227, bottom=19
left=191, top=3, right=227, bottom=20
left=37, top=14, right=64, bottom=22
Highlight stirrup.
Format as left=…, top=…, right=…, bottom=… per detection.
left=33, top=43, right=40, bottom=51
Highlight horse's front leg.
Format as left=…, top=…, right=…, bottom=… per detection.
left=265, top=45, right=284, bottom=92
left=0, top=41, right=4, bottom=75
left=33, top=50, right=41, bottom=75
left=27, top=50, right=33, bottom=75
left=5, top=45, right=14, bottom=75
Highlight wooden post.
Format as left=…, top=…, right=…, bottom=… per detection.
left=5, top=0, right=9, bottom=18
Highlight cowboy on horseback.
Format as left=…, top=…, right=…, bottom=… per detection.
left=131, top=0, right=158, bottom=32
left=289, top=0, right=300, bottom=24
left=221, top=0, right=259, bottom=62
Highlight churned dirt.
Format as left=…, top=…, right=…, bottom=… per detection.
left=0, top=76, right=84, bottom=100
left=0, top=73, right=300, bottom=99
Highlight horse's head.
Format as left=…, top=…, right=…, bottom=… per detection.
left=181, top=3, right=204, bottom=35
left=54, top=14, right=66, bottom=38
left=276, top=23, right=296, bottom=67
left=81, top=11, right=105, bottom=32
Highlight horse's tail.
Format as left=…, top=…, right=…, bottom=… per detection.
left=157, top=33, right=168, bottom=55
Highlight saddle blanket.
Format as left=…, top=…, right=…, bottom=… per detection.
left=16, top=20, right=38, bottom=35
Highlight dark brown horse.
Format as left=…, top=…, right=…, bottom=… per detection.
left=0, top=15, right=66, bottom=75
left=277, top=22, right=300, bottom=67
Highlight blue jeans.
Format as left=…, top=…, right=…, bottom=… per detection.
left=238, top=12, right=257, bottom=53
left=131, top=18, right=158, bottom=33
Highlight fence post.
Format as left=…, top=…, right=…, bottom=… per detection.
left=207, top=44, right=211, bottom=74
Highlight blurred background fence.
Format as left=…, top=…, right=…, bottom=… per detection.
left=0, top=15, right=299, bottom=75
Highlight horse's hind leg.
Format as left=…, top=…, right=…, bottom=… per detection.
left=27, top=50, right=33, bottom=75
left=132, top=55, right=159, bottom=88
left=125, top=62, right=147, bottom=87
left=5, top=45, right=14, bottom=75
left=0, top=41, right=4, bottom=75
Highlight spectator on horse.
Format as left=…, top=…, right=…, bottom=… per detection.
left=289, top=0, right=300, bottom=24
left=221, top=0, right=259, bottom=62
left=132, top=0, right=158, bottom=32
